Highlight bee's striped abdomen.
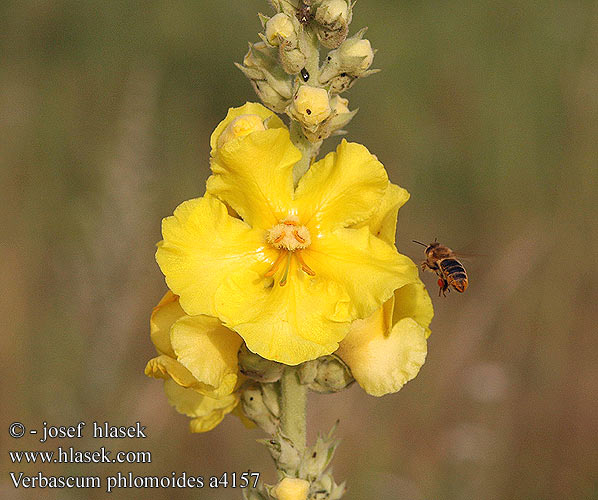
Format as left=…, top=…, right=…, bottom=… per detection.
left=440, top=258, right=468, bottom=293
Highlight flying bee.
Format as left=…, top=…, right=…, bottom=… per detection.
left=413, top=240, right=469, bottom=296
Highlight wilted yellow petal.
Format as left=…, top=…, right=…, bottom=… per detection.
left=210, top=102, right=285, bottom=151
left=295, top=140, right=388, bottom=231
left=156, top=195, right=275, bottom=317
left=145, top=355, right=200, bottom=389
left=337, top=313, right=427, bottom=397
left=150, top=291, right=183, bottom=357
left=215, top=268, right=351, bottom=365
left=170, top=315, right=243, bottom=398
left=307, top=226, right=419, bottom=319
left=208, top=128, right=301, bottom=228
left=353, top=182, right=410, bottom=245
left=163, top=379, right=239, bottom=433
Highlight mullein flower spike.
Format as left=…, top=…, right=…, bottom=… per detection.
left=148, top=0, right=435, bottom=497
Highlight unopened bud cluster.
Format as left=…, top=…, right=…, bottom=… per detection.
left=237, top=0, right=377, bottom=143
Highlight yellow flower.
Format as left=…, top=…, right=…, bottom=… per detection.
left=336, top=184, right=434, bottom=396
left=156, top=103, right=419, bottom=365
left=272, top=478, right=310, bottom=500
left=145, top=291, right=243, bottom=432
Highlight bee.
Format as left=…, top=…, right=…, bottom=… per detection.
left=413, top=240, right=469, bottom=296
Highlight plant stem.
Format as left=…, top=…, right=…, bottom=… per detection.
left=279, top=366, right=307, bottom=454
left=290, top=120, right=320, bottom=184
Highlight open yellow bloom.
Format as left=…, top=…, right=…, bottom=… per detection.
left=145, top=291, right=243, bottom=432
left=156, top=103, right=419, bottom=365
left=336, top=184, right=434, bottom=396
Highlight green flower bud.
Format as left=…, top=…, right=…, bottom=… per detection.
left=236, top=42, right=293, bottom=112
left=269, top=0, right=301, bottom=17
left=299, top=423, right=340, bottom=481
left=319, top=29, right=377, bottom=90
left=307, top=355, right=354, bottom=394
left=265, top=13, right=297, bottom=46
left=314, top=0, right=352, bottom=49
left=261, top=430, right=302, bottom=475
left=238, top=344, right=284, bottom=383
left=240, top=383, right=280, bottom=435
left=311, top=473, right=346, bottom=500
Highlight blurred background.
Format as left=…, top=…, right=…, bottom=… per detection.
left=2, top=0, right=597, bottom=499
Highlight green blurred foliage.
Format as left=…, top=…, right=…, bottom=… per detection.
left=1, top=1, right=597, bottom=499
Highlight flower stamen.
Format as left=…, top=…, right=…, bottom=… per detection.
left=279, top=253, right=292, bottom=287
left=265, top=251, right=287, bottom=277
left=296, top=252, right=316, bottom=276
left=293, top=230, right=306, bottom=244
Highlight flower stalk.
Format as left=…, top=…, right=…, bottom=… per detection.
left=279, top=366, right=307, bottom=454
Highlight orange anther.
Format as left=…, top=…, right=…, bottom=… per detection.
left=283, top=220, right=299, bottom=226
left=293, top=230, right=306, bottom=244
left=274, top=233, right=285, bottom=244
left=296, top=252, right=316, bottom=277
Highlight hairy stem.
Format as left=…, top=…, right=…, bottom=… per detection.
left=290, top=120, right=321, bottom=184
left=279, top=365, right=307, bottom=454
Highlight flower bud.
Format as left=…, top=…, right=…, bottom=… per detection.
left=240, top=383, right=280, bottom=435
left=261, top=431, right=302, bottom=475
left=315, top=0, right=352, bottom=49
left=307, top=355, right=353, bottom=393
left=236, top=42, right=293, bottom=112
left=289, top=85, right=331, bottom=128
left=319, top=30, right=377, bottom=90
left=329, top=95, right=349, bottom=114
left=217, top=114, right=266, bottom=148
left=340, top=38, right=374, bottom=71
left=272, top=478, right=310, bottom=500
left=238, top=344, right=284, bottom=383
left=265, top=13, right=296, bottom=46
left=279, top=44, right=308, bottom=75
left=251, top=79, right=292, bottom=113
left=268, top=0, right=300, bottom=17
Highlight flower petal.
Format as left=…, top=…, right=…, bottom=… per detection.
left=210, top=102, right=285, bottom=151
left=170, top=315, right=243, bottom=398
left=156, top=195, right=275, bottom=317
left=149, top=291, right=183, bottom=357
left=294, top=140, right=388, bottom=230
left=144, top=355, right=199, bottom=389
left=163, top=379, right=239, bottom=433
left=214, top=268, right=352, bottom=365
left=207, top=128, right=301, bottom=228
left=352, top=182, right=410, bottom=245
left=337, top=313, right=427, bottom=397
left=392, top=281, right=434, bottom=338
left=306, top=226, right=420, bottom=319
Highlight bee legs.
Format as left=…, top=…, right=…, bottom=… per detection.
left=437, top=278, right=449, bottom=297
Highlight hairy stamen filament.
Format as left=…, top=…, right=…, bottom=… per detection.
left=265, top=251, right=287, bottom=277
left=279, top=253, right=292, bottom=287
